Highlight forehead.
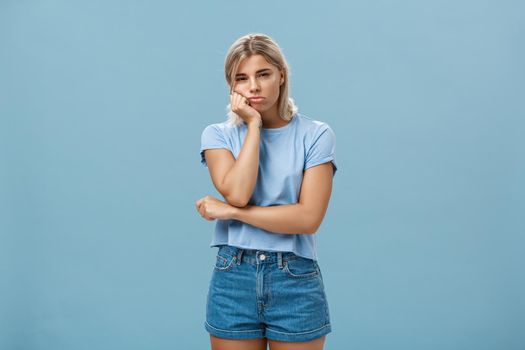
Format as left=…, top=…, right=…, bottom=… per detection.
left=236, top=54, right=276, bottom=74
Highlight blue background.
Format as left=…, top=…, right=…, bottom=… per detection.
left=1, top=0, right=524, bottom=349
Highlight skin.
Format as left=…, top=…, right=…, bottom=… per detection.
left=209, top=335, right=326, bottom=350
left=203, top=54, right=287, bottom=208
left=197, top=54, right=333, bottom=350
left=195, top=162, right=333, bottom=234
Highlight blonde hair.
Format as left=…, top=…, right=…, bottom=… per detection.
left=224, top=33, right=298, bottom=127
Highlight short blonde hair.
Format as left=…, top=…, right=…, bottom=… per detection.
left=224, top=33, right=298, bottom=127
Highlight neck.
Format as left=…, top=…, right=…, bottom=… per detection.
left=260, top=105, right=288, bottom=128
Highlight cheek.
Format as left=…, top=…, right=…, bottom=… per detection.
left=234, top=85, right=249, bottom=94
left=266, top=78, right=281, bottom=94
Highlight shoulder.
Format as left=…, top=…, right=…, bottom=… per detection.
left=294, top=113, right=335, bottom=138
left=202, top=120, right=243, bottom=134
left=201, top=120, right=243, bottom=140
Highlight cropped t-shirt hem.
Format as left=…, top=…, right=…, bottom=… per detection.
left=210, top=242, right=317, bottom=261
left=200, top=112, right=336, bottom=262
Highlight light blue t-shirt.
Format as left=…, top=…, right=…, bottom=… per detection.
left=199, top=112, right=337, bottom=260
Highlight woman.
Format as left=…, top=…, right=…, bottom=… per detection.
left=196, top=33, right=337, bottom=350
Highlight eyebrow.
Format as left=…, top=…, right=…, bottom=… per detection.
left=235, top=68, right=271, bottom=77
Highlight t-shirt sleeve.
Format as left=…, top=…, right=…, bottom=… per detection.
left=304, top=124, right=338, bottom=176
left=199, top=124, right=230, bottom=168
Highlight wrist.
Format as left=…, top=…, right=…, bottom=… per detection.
left=229, top=206, right=241, bottom=220
left=248, top=118, right=262, bottom=130
left=230, top=204, right=251, bottom=221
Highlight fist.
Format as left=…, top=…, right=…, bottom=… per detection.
left=230, top=91, right=262, bottom=126
left=195, top=195, right=235, bottom=221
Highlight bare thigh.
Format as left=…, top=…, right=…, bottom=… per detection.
left=268, top=335, right=326, bottom=350
left=210, top=335, right=268, bottom=350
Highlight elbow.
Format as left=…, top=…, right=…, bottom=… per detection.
left=224, top=194, right=250, bottom=208
left=303, top=209, right=324, bottom=235
left=219, top=177, right=253, bottom=208
left=305, top=224, right=320, bottom=234
left=300, top=204, right=327, bottom=234
left=303, top=217, right=322, bottom=234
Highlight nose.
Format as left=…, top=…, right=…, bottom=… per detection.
left=249, top=77, right=260, bottom=92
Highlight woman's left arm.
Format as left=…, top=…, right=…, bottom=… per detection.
left=196, top=162, right=334, bottom=234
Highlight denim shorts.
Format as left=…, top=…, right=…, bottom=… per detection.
left=205, top=245, right=331, bottom=342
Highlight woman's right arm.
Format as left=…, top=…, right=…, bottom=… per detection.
left=203, top=91, right=262, bottom=207
left=204, top=121, right=260, bottom=207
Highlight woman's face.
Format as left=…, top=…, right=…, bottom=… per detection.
left=232, top=54, right=284, bottom=114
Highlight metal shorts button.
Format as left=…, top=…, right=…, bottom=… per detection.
left=260, top=254, right=266, bottom=261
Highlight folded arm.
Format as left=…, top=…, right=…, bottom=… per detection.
left=231, top=162, right=334, bottom=234
left=204, top=123, right=261, bottom=207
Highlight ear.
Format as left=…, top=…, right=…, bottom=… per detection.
left=280, top=70, right=285, bottom=85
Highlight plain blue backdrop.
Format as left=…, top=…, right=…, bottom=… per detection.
left=1, top=0, right=524, bottom=349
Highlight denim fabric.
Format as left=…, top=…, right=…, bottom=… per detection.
left=205, top=245, right=331, bottom=342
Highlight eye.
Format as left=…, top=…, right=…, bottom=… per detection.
left=258, top=73, right=270, bottom=77
left=235, top=77, right=247, bottom=81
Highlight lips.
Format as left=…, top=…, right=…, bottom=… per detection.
left=248, top=97, right=265, bottom=103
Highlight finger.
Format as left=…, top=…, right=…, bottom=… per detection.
left=236, top=92, right=248, bottom=105
left=199, top=204, right=207, bottom=217
left=232, top=92, right=241, bottom=109
left=234, top=91, right=247, bottom=107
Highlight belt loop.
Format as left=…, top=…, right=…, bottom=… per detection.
left=277, top=252, right=283, bottom=269
left=236, top=248, right=244, bottom=265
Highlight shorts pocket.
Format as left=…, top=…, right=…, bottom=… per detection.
left=214, top=252, right=236, bottom=272
left=283, top=257, right=319, bottom=279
